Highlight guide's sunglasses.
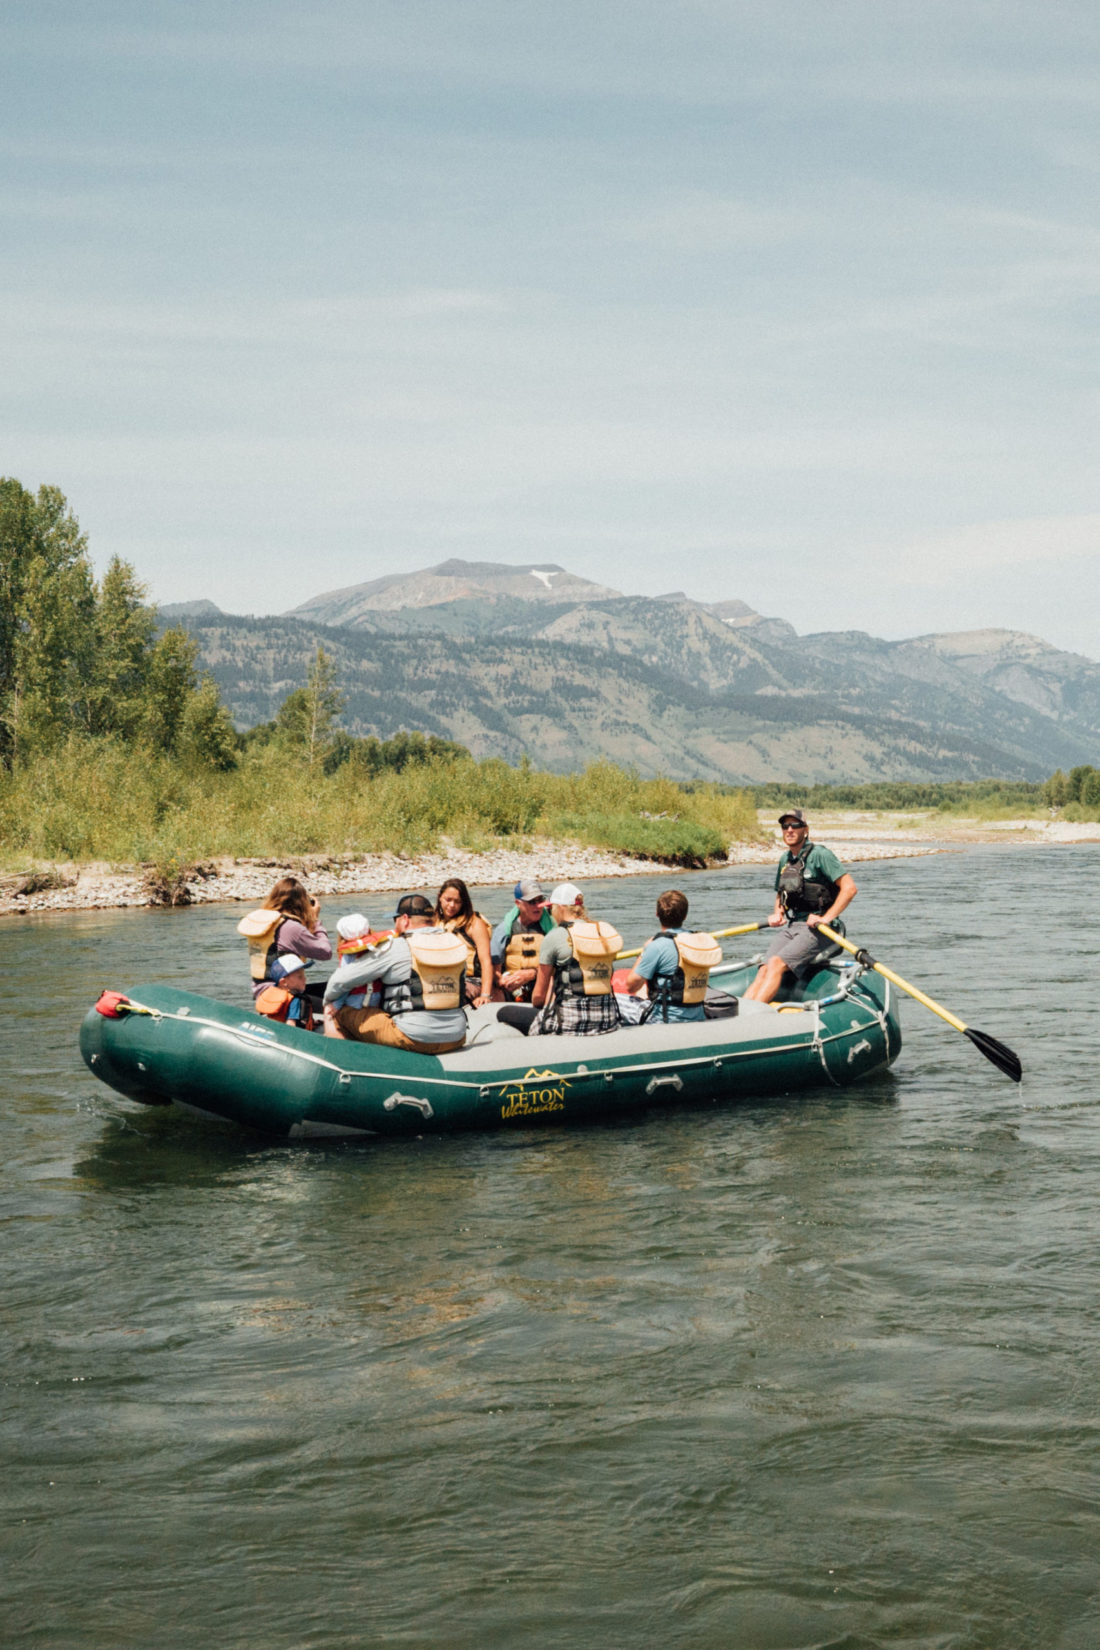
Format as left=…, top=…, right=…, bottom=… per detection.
left=781, top=823, right=806, bottom=834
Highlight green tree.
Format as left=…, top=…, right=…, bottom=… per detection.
left=141, top=627, right=200, bottom=755
left=1081, top=769, right=1100, bottom=809
left=275, top=646, right=344, bottom=768
left=13, top=549, right=97, bottom=751
left=1067, top=765, right=1094, bottom=804
left=179, top=676, right=239, bottom=771
left=87, top=557, right=157, bottom=736
left=1043, top=769, right=1068, bottom=808
left=0, top=477, right=242, bottom=782
left=0, top=479, right=95, bottom=761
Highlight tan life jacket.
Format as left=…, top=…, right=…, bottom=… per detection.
left=404, top=929, right=469, bottom=1012
left=556, top=920, right=623, bottom=998
left=444, top=914, right=484, bottom=965
left=237, top=908, right=287, bottom=982
left=672, top=931, right=723, bottom=1004
left=504, top=927, right=544, bottom=973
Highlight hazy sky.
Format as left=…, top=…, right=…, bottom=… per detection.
left=4, top=1, right=1099, bottom=653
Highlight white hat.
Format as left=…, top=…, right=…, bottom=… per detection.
left=337, top=913, right=371, bottom=941
left=548, top=882, right=583, bottom=907
left=270, top=953, right=309, bottom=982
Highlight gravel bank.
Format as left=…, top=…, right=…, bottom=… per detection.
left=0, top=831, right=942, bottom=919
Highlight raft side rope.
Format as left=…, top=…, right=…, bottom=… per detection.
left=95, top=991, right=162, bottom=1020
left=124, top=999, right=891, bottom=1094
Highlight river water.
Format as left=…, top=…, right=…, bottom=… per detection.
left=4, top=846, right=1099, bottom=1649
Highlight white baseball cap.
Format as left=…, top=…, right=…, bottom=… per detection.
left=270, top=953, right=310, bottom=982
left=548, top=882, right=583, bottom=907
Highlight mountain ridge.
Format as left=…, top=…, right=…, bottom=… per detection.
left=154, top=558, right=1099, bottom=780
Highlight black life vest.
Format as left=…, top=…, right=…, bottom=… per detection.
left=778, top=844, right=839, bottom=918
left=552, top=927, right=587, bottom=1001
left=646, top=930, right=720, bottom=1019
left=648, top=929, right=687, bottom=1012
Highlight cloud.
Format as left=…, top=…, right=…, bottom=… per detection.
left=13, top=0, right=1100, bottom=111
left=611, top=191, right=811, bottom=251
left=893, top=513, right=1100, bottom=584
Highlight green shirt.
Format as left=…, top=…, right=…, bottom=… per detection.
left=774, top=841, right=845, bottom=918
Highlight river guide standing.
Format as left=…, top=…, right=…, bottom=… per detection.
left=744, top=808, right=857, bottom=1004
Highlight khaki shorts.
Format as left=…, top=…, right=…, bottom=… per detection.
left=334, top=1005, right=466, bottom=1054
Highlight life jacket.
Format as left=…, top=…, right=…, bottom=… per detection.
left=381, top=929, right=469, bottom=1017
left=237, top=908, right=289, bottom=981
left=647, top=929, right=723, bottom=1018
left=254, top=984, right=315, bottom=1030
left=337, top=929, right=395, bottom=958
left=777, top=844, right=840, bottom=919
left=334, top=929, right=395, bottom=1009
left=552, top=920, right=623, bottom=1000
left=444, top=913, right=486, bottom=967
left=502, top=907, right=555, bottom=974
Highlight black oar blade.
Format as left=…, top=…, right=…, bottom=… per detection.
left=965, top=1027, right=1022, bottom=1083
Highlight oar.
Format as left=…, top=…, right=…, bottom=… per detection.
left=615, top=921, right=767, bottom=962
left=816, top=923, right=1022, bottom=1083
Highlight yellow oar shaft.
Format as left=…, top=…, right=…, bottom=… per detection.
left=816, top=923, right=968, bottom=1034
left=615, top=920, right=764, bottom=962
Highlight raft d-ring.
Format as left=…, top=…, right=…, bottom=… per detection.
left=383, top=1092, right=434, bottom=1120
left=646, top=1074, right=683, bottom=1095
left=338, top=1072, right=352, bottom=1085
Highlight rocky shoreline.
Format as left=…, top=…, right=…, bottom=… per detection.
left=0, top=831, right=940, bottom=920
left=4, top=810, right=1095, bottom=920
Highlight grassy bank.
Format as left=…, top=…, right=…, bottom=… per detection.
left=0, top=740, right=761, bottom=876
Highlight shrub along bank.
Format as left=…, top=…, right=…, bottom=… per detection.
left=0, top=740, right=759, bottom=879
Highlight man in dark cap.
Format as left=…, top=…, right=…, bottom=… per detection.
left=744, top=809, right=857, bottom=1003
left=322, top=893, right=467, bottom=1050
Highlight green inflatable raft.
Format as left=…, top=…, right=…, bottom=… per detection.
left=79, top=959, right=901, bottom=1138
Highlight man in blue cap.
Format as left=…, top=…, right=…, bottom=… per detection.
left=489, top=878, right=556, bottom=1002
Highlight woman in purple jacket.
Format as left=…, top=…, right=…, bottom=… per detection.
left=250, top=876, right=332, bottom=998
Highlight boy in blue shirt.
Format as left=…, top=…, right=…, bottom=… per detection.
left=622, top=890, right=706, bottom=1023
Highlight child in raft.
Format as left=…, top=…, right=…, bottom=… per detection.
left=254, top=954, right=316, bottom=1030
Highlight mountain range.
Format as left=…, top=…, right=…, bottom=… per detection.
left=159, top=560, right=1100, bottom=781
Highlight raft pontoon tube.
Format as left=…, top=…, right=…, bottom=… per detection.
left=80, top=958, right=900, bottom=1138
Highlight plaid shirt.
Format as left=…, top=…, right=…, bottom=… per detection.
left=531, top=991, right=623, bottom=1036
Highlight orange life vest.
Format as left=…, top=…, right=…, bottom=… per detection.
left=337, top=929, right=396, bottom=958
left=254, top=985, right=315, bottom=1030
